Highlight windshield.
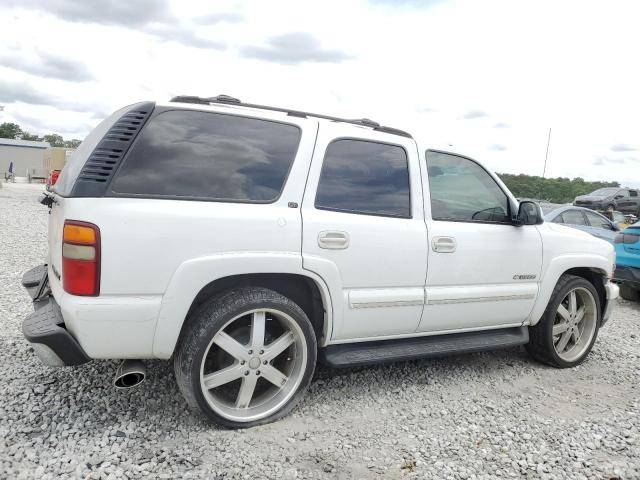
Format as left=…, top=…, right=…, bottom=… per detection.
left=590, top=188, right=618, bottom=196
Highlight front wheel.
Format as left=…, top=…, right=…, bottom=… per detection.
left=174, top=287, right=317, bottom=428
left=526, top=274, right=601, bottom=368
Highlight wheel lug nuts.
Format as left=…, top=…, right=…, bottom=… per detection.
left=263, top=360, right=267, bottom=365
left=248, top=349, right=253, bottom=354
left=244, top=371, right=249, bottom=376
left=240, top=360, right=245, bottom=365
left=259, top=350, right=264, bottom=354
left=256, top=370, right=261, bottom=375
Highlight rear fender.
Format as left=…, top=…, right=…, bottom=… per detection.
left=152, top=253, right=337, bottom=358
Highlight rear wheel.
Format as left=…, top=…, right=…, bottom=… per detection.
left=174, top=287, right=317, bottom=428
left=526, top=274, right=600, bottom=368
left=620, top=285, right=640, bottom=302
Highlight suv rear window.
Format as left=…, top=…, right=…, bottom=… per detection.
left=110, top=110, right=301, bottom=202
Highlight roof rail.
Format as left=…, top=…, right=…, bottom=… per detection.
left=169, top=95, right=413, bottom=139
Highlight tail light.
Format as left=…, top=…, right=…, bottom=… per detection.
left=62, top=220, right=100, bottom=296
left=614, top=233, right=639, bottom=244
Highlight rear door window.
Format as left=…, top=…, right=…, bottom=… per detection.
left=111, top=110, right=301, bottom=202
left=315, top=139, right=411, bottom=218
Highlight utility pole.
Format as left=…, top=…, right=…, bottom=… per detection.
left=542, top=128, right=551, bottom=178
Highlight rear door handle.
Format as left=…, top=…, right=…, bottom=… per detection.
left=318, top=231, right=349, bottom=249
left=432, top=236, right=456, bottom=253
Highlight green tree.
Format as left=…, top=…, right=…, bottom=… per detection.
left=498, top=173, right=620, bottom=204
left=0, top=122, right=23, bottom=139
left=21, top=132, right=42, bottom=141
left=64, top=139, right=82, bottom=149
left=43, top=133, right=65, bottom=147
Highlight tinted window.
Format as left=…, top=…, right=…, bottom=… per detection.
left=111, top=110, right=301, bottom=202
left=426, top=151, right=510, bottom=223
left=584, top=211, right=611, bottom=229
left=561, top=210, right=587, bottom=226
left=630, top=190, right=638, bottom=197
left=315, top=139, right=410, bottom=218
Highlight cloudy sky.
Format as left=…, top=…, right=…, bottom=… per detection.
left=0, top=0, right=639, bottom=187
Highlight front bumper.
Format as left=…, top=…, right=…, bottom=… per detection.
left=21, top=265, right=90, bottom=367
left=602, top=280, right=619, bottom=326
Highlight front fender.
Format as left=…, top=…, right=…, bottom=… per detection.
left=152, top=252, right=335, bottom=358
left=527, top=254, right=611, bottom=325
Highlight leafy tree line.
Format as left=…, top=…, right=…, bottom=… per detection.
left=0, top=122, right=81, bottom=149
left=498, top=173, right=620, bottom=204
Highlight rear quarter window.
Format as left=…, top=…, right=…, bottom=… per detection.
left=110, top=110, right=301, bottom=202
left=54, top=104, right=139, bottom=196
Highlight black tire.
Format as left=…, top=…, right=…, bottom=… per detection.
left=174, top=287, right=317, bottom=428
left=620, top=285, right=640, bottom=302
left=525, top=274, right=601, bottom=368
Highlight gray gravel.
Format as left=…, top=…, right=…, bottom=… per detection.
left=1, top=182, right=639, bottom=479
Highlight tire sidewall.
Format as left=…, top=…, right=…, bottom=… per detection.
left=540, top=277, right=601, bottom=368
left=176, top=288, right=317, bottom=428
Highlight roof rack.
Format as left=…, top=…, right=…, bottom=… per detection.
left=169, top=95, right=413, bottom=139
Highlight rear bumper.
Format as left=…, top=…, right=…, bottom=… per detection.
left=21, top=265, right=90, bottom=367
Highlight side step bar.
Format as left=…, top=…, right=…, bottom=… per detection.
left=320, top=327, right=529, bottom=368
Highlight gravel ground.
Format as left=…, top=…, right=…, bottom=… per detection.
left=1, top=182, right=639, bottom=480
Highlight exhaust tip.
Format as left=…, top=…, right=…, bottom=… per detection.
left=114, top=360, right=146, bottom=389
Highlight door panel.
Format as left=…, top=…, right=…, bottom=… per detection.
left=417, top=150, right=543, bottom=333
left=418, top=221, right=542, bottom=332
left=301, top=124, right=428, bottom=341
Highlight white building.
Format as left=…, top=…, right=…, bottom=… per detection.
left=0, top=138, right=50, bottom=179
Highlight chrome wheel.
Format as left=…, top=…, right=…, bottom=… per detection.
left=199, top=308, right=307, bottom=423
left=552, top=287, right=597, bottom=362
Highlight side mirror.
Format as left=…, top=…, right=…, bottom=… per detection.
left=513, top=200, right=543, bottom=226
left=614, top=195, right=624, bottom=199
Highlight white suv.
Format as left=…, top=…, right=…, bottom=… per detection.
left=22, top=95, right=619, bottom=428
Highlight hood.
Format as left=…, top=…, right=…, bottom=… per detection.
left=544, top=222, right=615, bottom=258
left=547, top=223, right=593, bottom=239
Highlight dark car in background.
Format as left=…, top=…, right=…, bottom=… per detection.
left=615, top=189, right=640, bottom=216
left=540, top=204, right=619, bottom=244
left=574, top=187, right=640, bottom=215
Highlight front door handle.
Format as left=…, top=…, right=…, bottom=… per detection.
left=318, top=231, right=349, bottom=250
left=432, top=236, right=456, bottom=253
